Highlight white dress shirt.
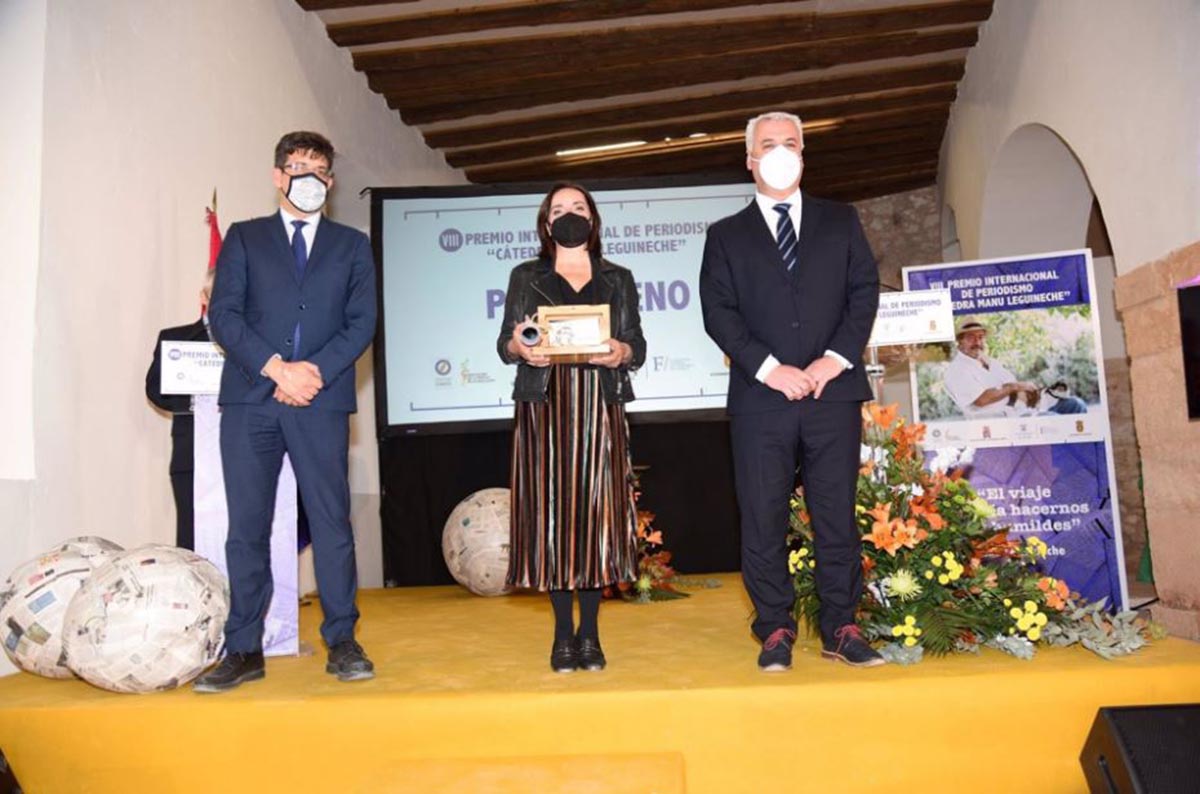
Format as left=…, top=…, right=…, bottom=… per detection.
left=750, top=191, right=852, bottom=383
left=280, top=206, right=320, bottom=251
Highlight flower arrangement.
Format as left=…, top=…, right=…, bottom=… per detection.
left=604, top=470, right=716, bottom=603
left=788, top=403, right=1159, bottom=664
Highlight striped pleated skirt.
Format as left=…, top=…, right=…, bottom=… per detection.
left=507, top=365, right=638, bottom=591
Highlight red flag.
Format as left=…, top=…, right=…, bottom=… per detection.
left=205, top=188, right=222, bottom=270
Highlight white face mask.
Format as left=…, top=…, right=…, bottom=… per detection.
left=286, top=173, right=328, bottom=214
left=752, top=146, right=802, bottom=192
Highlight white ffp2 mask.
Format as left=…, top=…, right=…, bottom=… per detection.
left=752, top=146, right=802, bottom=191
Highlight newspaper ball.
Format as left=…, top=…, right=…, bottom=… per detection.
left=56, top=536, right=124, bottom=561
left=0, top=538, right=123, bottom=678
left=443, top=488, right=512, bottom=597
left=62, top=545, right=229, bottom=693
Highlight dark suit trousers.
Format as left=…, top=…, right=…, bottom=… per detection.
left=731, top=398, right=863, bottom=642
left=170, top=471, right=194, bottom=551
left=220, top=402, right=359, bottom=652
left=169, top=414, right=196, bottom=551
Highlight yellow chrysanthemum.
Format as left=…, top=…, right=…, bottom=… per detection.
left=891, top=625, right=904, bottom=637
left=1009, top=607, right=1023, bottom=619
left=1027, top=627, right=1042, bottom=641
left=1035, top=613, right=1048, bottom=627
left=924, top=571, right=934, bottom=580
left=931, top=555, right=943, bottom=567
left=798, top=547, right=810, bottom=558
left=938, top=574, right=950, bottom=585
left=904, top=636, right=918, bottom=647
left=1024, top=600, right=1038, bottom=614
left=1003, top=598, right=1012, bottom=607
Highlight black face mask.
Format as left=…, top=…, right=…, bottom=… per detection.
left=549, top=212, right=591, bottom=248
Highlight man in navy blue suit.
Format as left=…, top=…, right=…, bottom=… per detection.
left=195, top=131, right=377, bottom=692
left=700, top=112, right=883, bottom=672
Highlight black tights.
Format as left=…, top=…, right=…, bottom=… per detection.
left=549, top=588, right=602, bottom=643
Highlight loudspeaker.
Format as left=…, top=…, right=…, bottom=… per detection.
left=1179, top=286, right=1200, bottom=420
left=0, top=747, right=22, bottom=794
left=1080, top=704, right=1200, bottom=793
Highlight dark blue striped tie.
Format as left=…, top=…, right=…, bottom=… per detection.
left=291, top=220, right=307, bottom=358
left=773, top=203, right=797, bottom=272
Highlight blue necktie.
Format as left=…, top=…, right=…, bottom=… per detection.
left=773, top=203, right=798, bottom=272
left=291, top=220, right=307, bottom=358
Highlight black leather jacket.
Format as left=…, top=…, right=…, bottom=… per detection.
left=496, top=255, right=646, bottom=404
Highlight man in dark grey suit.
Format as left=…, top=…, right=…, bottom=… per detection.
left=700, top=111, right=883, bottom=671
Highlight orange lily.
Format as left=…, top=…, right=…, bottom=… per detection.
left=1037, top=577, right=1070, bottom=610
left=867, top=402, right=900, bottom=430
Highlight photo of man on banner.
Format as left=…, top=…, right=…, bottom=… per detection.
left=941, top=314, right=1089, bottom=419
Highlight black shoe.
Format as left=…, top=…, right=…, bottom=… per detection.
left=576, top=636, right=606, bottom=671
left=757, top=628, right=795, bottom=672
left=822, top=624, right=886, bottom=668
left=326, top=640, right=375, bottom=682
left=550, top=638, right=580, bottom=673
left=193, top=651, right=265, bottom=693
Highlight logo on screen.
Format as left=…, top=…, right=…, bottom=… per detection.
left=439, top=229, right=464, bottom=252
left=434, top=359, right=452, bottom=376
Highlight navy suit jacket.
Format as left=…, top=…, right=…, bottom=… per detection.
left=699, top=193, right=879, bottom=415
left=208, top=213, right=377, bottom=413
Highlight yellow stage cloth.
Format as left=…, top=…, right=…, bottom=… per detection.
left=3, top=573, right=1200, bottom=793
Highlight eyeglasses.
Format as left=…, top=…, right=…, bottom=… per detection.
left=281, top=162, right=332, bottom=178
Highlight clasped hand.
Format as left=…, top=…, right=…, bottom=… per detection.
left=507, top=337, right=630, bottom=369
left=765, top=355, right=845, bottom=401
left=268, top=359, right=323, bottom=407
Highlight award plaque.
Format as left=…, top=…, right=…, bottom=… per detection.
left=518, top=304, right=612, bottom=363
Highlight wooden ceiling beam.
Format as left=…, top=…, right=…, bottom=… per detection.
left=469, top=158, right=939, bottom=203
left=296, top=0, right=417, bottom=9
left=328, top=0, right=798, bottom=47
left=424, top=60, right=964, bottom=150
left=442, top=88, right=957, bottom=168
left=460, top=106, right=951, bottom=178
left=385, top=27, right=979, bottom=123
left=464, top=122, right=947, bottom=182
left=352, top=1, right=992, bottom=72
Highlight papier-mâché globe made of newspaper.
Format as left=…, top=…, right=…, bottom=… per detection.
left=442, top=488, right=512, bottom=597
left=0, top=537, right=123, bottom=678
left=62, top=545, right=229, bottom=693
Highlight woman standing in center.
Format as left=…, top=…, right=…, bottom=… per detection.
left=497, top=182, right=646, bottom=673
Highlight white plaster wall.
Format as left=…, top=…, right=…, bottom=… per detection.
left=10, top=0, right=461, bottom=637
left=0, top=0, right=46, bottom=483
left=978, top=124, right=1094, bottom=259
left=0, top=0, right=49, bottom=678
left=939, top=0, right=1200, bottom=275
